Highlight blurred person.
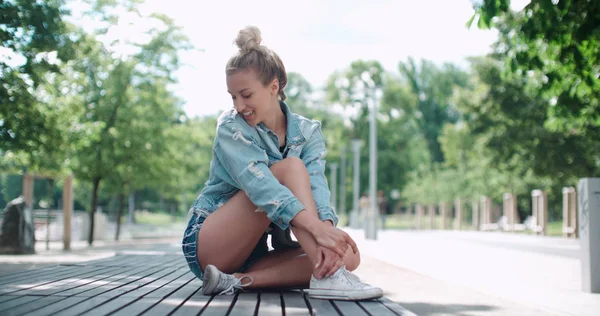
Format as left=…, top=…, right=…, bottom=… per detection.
left=359, top=193, right=370, bottom=227
left=377, top=190, right=389, bottom=230
left=181, top=26, right=382, bottom=301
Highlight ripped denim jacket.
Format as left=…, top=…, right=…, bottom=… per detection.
left=188, top=101, right=338, bottom=230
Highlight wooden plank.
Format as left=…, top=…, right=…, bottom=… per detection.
left=258, top=292, right=283, bottom=315
left=0, top=295, right=19, bottom=304
left=332, top=301, right=368, bottom=315
left=140, top=278, right=203, bottom=315
left=56, top=265, right=155, bottom=297
left=282, top=290, right=311, bottom=316
left=305, top=295, right=340, bottom=316
left=0, top=265, right=73, bottom=287
left=77, top=297, right=133, bottom=316
left=111, top=276, right=196, bottom=316
left=228, top=292, right=259, bottom=316
left=143, top=272, right=194, bottom=299
left=45, top=296, right=115, bottom=316
left=12, top=265, right=119, bottom=296
left=22, top=296, right=88, bottom=316
left=198, top=293, right=236, bottom=315
left=377, top=297, right=418, bottom=316
left=0, top=295, right=41, bottom=313
left=119, top=268, right=187, bottom=298
left=94, top=265, right=177, bottom=297
left=170, top=287, right=212, bottom=316
left=0, top=265, right=98, bottom=294
left=73, top=266, right=165, bottom=297
left=358, top=300, right=398, bottom=316
left=111, top=297, right=163, bottom=316
left=2, top=296, right=65, bottom=316
left=0, top=265, right=59, bottom=284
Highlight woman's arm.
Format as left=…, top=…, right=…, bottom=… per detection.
left=301, top=124, right=339, bottom=226
left=214, top=120, right=320, bottom=231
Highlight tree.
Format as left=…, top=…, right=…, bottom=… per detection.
left=470, top=0, right=599, bottom=141
left=0, top=0, right=76, bottom=178
left=398, top=58, right=469, bottom=164
left=59, top=2, right=191, bottom=244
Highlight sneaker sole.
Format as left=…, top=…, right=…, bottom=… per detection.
left=308, top=288, right=383, bottom=301
left=202, top=265, right=219, bottom=295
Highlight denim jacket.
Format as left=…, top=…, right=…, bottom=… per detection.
left=189, top=101, right=338, bottom=230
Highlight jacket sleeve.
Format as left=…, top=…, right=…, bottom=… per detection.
left=214, top=121, right=305, bottom=230
left=301, top=124, right=338, bottom=226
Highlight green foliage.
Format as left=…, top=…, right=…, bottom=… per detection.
left=0, top=0, right=75, bottom=177
left=471, top=0, right=600, bottom=137
left=398, top=58, right=469, bottom=163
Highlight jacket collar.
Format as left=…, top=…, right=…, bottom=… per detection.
left=280, top=101, right=305, bottom=145
left=257, top=101, right=306, bottom=145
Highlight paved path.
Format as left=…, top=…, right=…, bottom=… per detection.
left=346, top=228, right=600, bottom=316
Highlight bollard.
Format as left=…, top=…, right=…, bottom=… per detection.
left=472, top=200, right=479, bottom=230
left=532, top=190, right=548, bottom=235
left=415, top=204, right=423, bottom=229
left=22, top=174, right=34, bottom=209
left=440, top=202, right=447, bottom=229
left=62, top=175, right=74, bottom=250
left=455, top=198, right=462, bottom=230
left=563, top=187, right=578, bottom=238
left=428, top=205, right=435, bottom=229
left=480, top=196, right=492, bottom=230
left=502, top=193, right=518, bottom=231
left=577, top=178, right=600, bottom=293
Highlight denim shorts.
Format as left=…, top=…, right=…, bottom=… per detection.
left=181, top=211, right=269, bottom=280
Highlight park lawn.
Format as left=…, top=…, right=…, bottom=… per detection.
left=135, top=211, right=187, bottom=226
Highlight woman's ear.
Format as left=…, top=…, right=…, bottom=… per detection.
left=270, top=78, right=279, bottom=96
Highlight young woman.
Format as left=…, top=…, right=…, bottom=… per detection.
left=181, top=26, right=383, bottom=301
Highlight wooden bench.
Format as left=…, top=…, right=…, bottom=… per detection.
left=0, top=252, right=416, bottom=315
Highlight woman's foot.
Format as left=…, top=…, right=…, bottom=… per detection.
left=202, top=264, right=253, bottom=295
left=308, top=266, right=383, bottom=300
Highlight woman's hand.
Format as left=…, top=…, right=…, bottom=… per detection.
left=312, top=222, right=358, bottom=258
left=314, top=245, right=344, bottom=279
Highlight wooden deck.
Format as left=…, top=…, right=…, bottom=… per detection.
left=0, top=251, right=416, bottom=315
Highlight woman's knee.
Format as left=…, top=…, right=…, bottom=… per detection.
left=270, top=157, right=306, bottom=179
left=345, top=249, right=361, bottom=271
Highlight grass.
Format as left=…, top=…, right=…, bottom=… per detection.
left=133, top=211, right=566, bottom=237
left=135, top=211, right=186, bottom=226
left=353, top=213, right=566, bottom=237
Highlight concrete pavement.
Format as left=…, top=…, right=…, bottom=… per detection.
left=346, top=228, right=600, bottom=316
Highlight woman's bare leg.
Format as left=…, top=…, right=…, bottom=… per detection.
left=237, top=246, right=359, bottom=289
left=196, top=157, right=360, bottom=286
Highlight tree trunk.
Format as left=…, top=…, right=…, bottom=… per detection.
left=88, top=177, right=101, bottom=245
left=115, top=193, right=125, bottom=241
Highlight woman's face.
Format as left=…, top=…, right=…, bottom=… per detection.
left=226, top=68, right=278, bottom=127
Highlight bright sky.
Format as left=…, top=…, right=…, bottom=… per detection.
left=116, top=0, right=526, bottom=118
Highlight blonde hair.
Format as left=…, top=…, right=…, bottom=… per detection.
left=226, top=26, right=288, bottom=101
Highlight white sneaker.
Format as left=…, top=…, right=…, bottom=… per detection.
left=202, top=264, right=253, bottom=295
left=308, top=266, right=383, bottom=300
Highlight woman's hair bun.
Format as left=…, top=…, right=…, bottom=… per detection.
left=235, top=26, right=262, bottom=54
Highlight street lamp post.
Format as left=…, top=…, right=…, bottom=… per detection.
left=364, top=74, right=381, bottom=240
left=350, top=139, right=363, bottom=229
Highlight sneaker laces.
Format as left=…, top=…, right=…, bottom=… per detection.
left=217, top=275, right=253, bottom=295
left=333, top=267, right=367, bottom=288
